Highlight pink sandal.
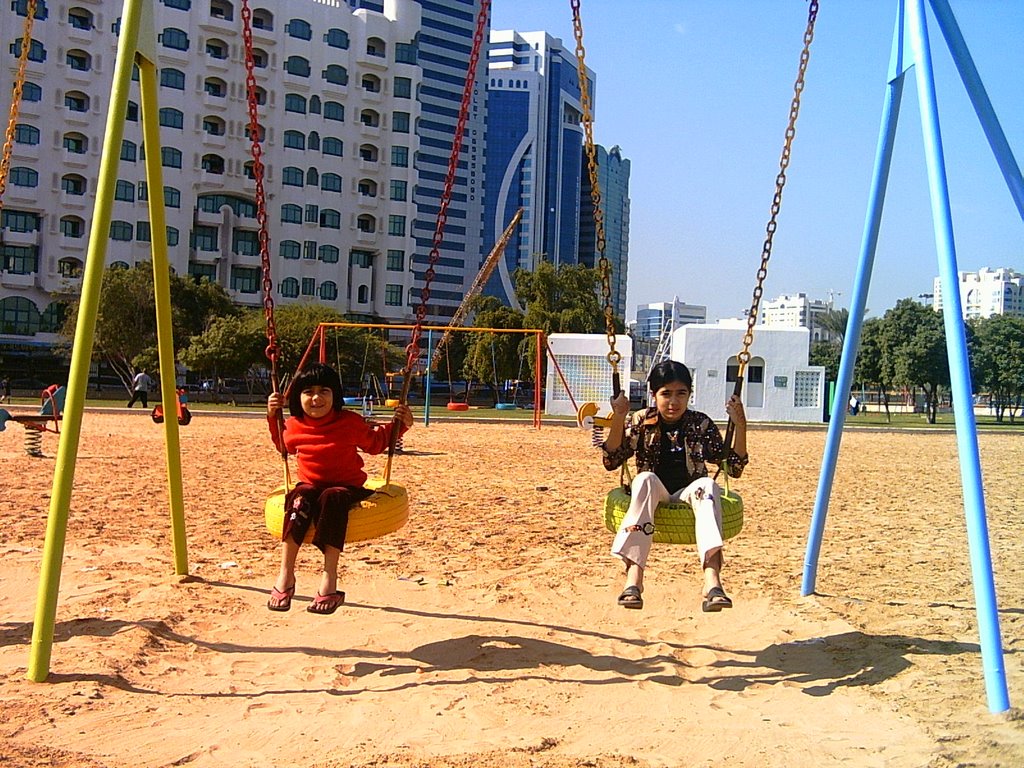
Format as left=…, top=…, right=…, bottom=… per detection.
left=267, top=584, right=295, bottom=612
left=307, top=591, right=345, bottom=615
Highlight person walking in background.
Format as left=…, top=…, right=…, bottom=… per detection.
left=127, top=369, right=154, bottom=408
left=0, top=376, right=10, bottom=404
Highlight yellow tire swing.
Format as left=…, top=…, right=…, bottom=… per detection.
left=571, top=0, right=819, bottom=544
left=241, top=0, right=492, bottom=543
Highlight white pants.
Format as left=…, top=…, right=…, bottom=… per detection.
left=611, top=472, right=723, bottom=570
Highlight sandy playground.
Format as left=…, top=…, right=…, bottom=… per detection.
left=0, top=407, right=1022, bottom=768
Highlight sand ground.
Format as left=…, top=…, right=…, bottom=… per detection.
left=1, top=408, right=1022, bottom=767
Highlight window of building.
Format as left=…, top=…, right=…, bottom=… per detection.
left=13, top=0, right=49, bottom=19
left=391, top=145, right=408, bottom=167
left=322, top=137, right=343, bottom=157
left=2, top=210, right=40, bottom=232
left=324, top=28, right=348, bottom=49
left=283, top=130, right=305, bottom=150
left=307, top=131, right=320, bottom=150
left=138, top=181, right=148, bottom=200
left=62, top=133, right=86, bottom=153
left=58, top=259, right=83, bottom=278
left=323, top=65, right=348, bottom=86
left=11, top=39, right=46, bottom=63
left=395, top=42, right=416, bottom=65
left=357, top=285, right=369, bottom=304
left=304, top=204, right=318, bottom=223
left=318, top=244, right=339, bottom=263
left=284, top=56, right=310, bottom=77
left=202, top=116, right=225, bottom=135
left=319, top=209, right=340, bottom=229
left=188, top=261, right=217, bottom=282
left=204, top=77, right=226, bottom=97
left=301, top=277, right=315, bottom=296
left=61, top=174, right=86, bottom=195
left=22, top=81, right=41, bottom=102
left=392, top=111, right=410, bottom=133
left=349, top=250, right=372, bottom=268
left=120, top=139, right=136, bottom=161
left=125, top=100, right=139, bottom=121
left=243, top=123, right=265, bottom=142
left=286, top=18, right=311, bottom=40
left=279, top=277, right=299, bottom=298
left=192, top=225, right=218, bottom=251
left=160, top=67, right=185, bottom=89
left=358, top=179, right=377, bottom=197
left=164, top=186, right=181, bottom=208
left=361, top=74, right=381, bottom=93
left=230, top=266, right=260, bottom=294
left=284, top=93, right=306, bottom=114
left=358, top=144, right=377, bottom=162
left=161, top=146, right=182, bottom=168
left=1, top=247, right=40, bottom=279
left=159, top=107, right=184, bottom=129
left=387, top=215, right=406, bottom=236
left=109, top=220, right=133, bottom=241
left=114, top=179, right=135, bottom=202
left=251, top=9, right=273, bottom=29
left=64, top=91, right=89, bottom=112
left=309, top=95, right=321, bottom=114
left=164, top=0, right=191, bottom=9
left=160, top=27, right=189, bottom=51
left=389, top=180, right=407, bottom=201
left=393, top=76, right=412, bottom=98
left=232, top=229, right=258, bottom=255
left=66, top=49, right=90, bottom=71
left=39, top=301, right=66, bottom=332
left=356, top=214, right=375, bottom=233
left=280, top=204, right=302, bottom=224
left=321, top=173, right=342, bottom=193
left=208, top=0, right=230, bottom=19
left=282, top=167, right=303, bottom=187
left=0, top=295, right=40, bottom=334
left=253, top=86, right=266, bottom=105
left=202, top=154, right=224, bottom=174
left=166, top=226, right=179, bottom=247
left=385, top=284, right=403, bottom=306
left=360, top=109, right=380, bottom=128
left=386, top=249, right=404, bottom=271
left=136, top=221, right=151, bottom=241
left=205, top=38, right=227, bottom=59
left=323, top=101, right=344, bottom=121
left=14, top=124, right=38, bottom=145
left=68, top=7, right=93, bottom=30
left=251, top=48, right=268, bottom=68
left=319, top=281, right=338, bottom=301
left=306, top=168, right=319, bottom=186
left=10, top=167, right=37, bottom=187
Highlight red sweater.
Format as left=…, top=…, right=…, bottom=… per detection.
left=268, top=408, right=407, bottom=487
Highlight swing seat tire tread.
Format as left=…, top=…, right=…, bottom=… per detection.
left=603, top=487, right=743, bottom=545
left=264, top=478, right=409, bottom=544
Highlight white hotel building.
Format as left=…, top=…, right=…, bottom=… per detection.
left=932, top=267, right=1024, bottom=320
left=0, top=0, right=487, bottom=354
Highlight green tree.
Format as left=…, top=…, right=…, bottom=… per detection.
left=462, top=296, right=526, bottom=395
left=179, top=312, right=266, bottom=393
left=60, top=264, right=235, bottom=392
left=969, top=314, right=1024, bottom=423
left=818, top=307, right=850, bottom=345
left=855, top=317, right=891, bottom=420
left=514, top=260, right=608, bottom=335
left=809, top=339, right=841, bottom=383
left=880, top=299, right=948, bottom=423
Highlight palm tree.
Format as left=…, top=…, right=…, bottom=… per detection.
left=817, top=308, right=850, bottom=345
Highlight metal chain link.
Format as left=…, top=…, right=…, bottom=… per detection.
left=737, top=0, right=819, bottom=375
left=240, top=0, right=278, bottom=377
left=0, top=0, right=38, bottom=210
left=404, top=0, right=491, bottom=375
left=570, top=0, right=620, bottom=374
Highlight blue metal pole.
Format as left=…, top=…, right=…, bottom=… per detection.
left=424, top=329, right=433, bottom=427
left=928, top=0, right=1024, bottom=221
left=907, top=0, right=1008, bottom=713
left=802, top=4, right=908, bottom=597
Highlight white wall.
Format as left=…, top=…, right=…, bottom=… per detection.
left=671, top=322, right=825, bottom=424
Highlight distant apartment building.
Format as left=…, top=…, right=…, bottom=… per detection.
left=635, top=299, right=707, bottom=341
left=483, top=29, right=591, bottom=306
left=579, top=143, right=630, bottom=322
left=932, top=267, right=1024, bottom=319
left=0, top=0, right=487, bottom=364
left=761, top=292, right=835, bottom=343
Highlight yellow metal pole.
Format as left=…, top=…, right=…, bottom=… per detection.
left=138, top=30, right=188, bottom=574
left=27, top=0, right=143, bottom=682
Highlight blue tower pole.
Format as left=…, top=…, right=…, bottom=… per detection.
left=907, top=0, right=1008, bottom=713
left=802, top=4, right=908, bottom=597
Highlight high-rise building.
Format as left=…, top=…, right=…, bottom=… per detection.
left=580, top=144, right=630, bottom=322
left=0, top=0, right=487, bottom=364
left=635, top=299, right=707, bottom=341
left=932, top=267, right=1024, bottom=319
left=761, top=292, right=835, bottom=343
left=483, top=29, right=590, bottom=306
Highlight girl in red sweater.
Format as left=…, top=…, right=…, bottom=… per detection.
left=266, top=362, right=413, bottom=614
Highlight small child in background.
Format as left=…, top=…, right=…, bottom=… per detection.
left=266, top=362, right=413, bottom=615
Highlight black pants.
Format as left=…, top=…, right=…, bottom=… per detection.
left=127, top=390, right=149, bottom=408
left=283, top=483, right=374, bottom=552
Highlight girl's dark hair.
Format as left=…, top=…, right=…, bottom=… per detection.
left=647, top=360, right=693, bottom=393
left=287, top=362, right=344, bottom=418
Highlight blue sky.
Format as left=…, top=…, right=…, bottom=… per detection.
left=489, top=1, right=1024, bottom=322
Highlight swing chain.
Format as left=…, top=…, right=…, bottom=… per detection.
left=0, top=0, right=38, bottom=210
left=240, top=0, right=278, bottom=374
left=737, top=0, right=819, bottom=374
left=570, top=0, right=620, bottom=374
left=404, top=0, right=491, bottom=375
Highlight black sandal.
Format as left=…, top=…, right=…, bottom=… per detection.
left=617, top=585, right=644, bottom=609
left=702, top=586, right=733, bottom=612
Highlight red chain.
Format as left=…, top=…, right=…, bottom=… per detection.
left=404, top=0, right=491, bottom=374
left=240, top=0, right=278, bottom=376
